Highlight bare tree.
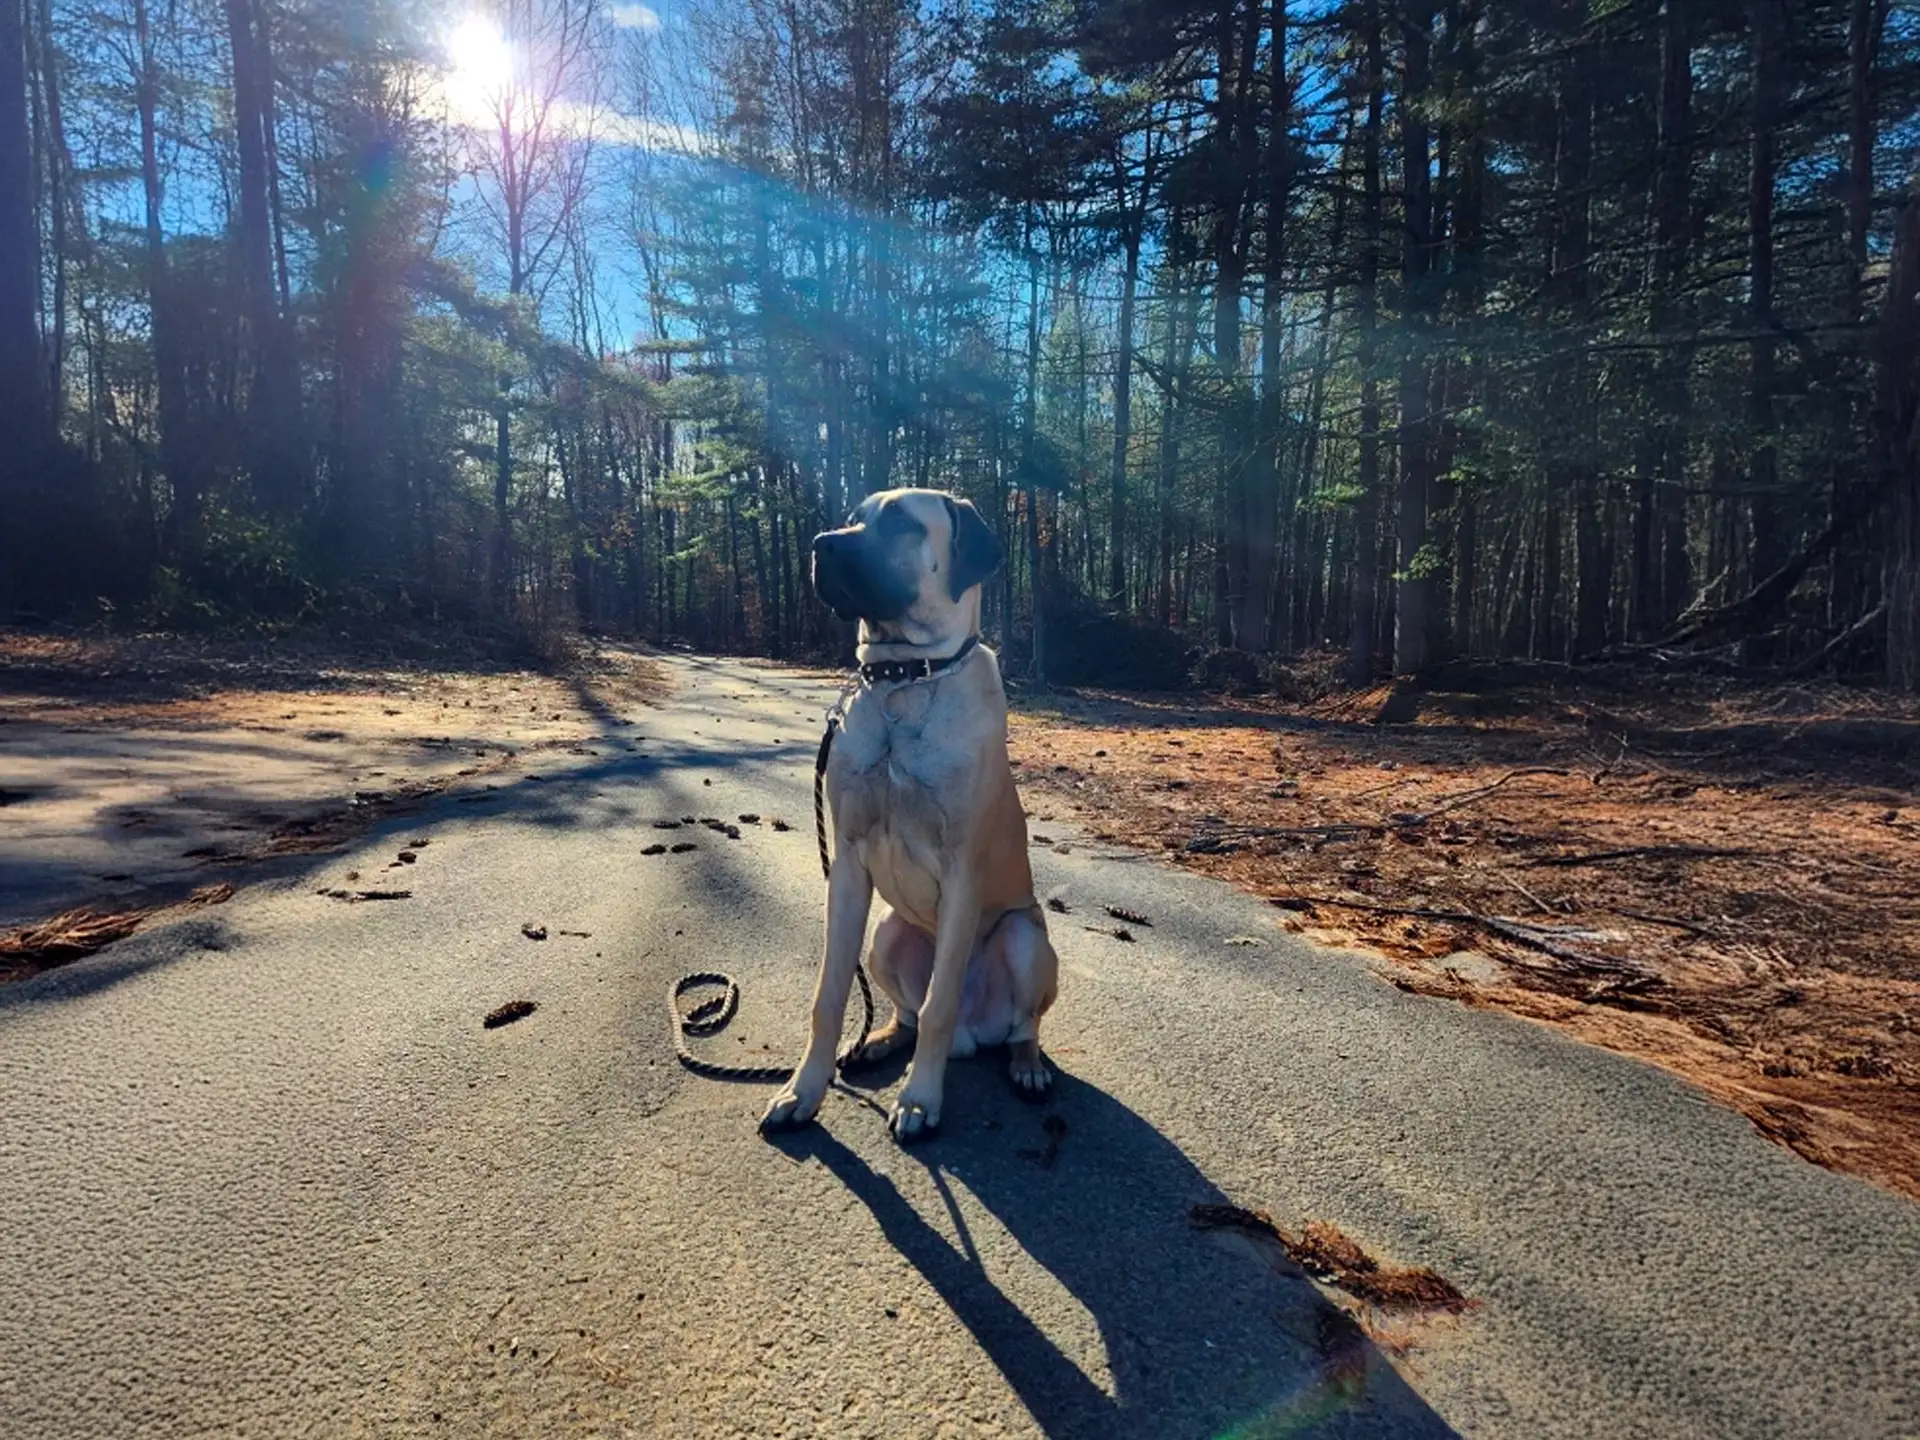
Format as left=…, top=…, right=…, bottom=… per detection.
left=460, top=0, right=609, bottom=612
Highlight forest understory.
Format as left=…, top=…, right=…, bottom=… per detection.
left=1008, top=655, right=1920, bottom=1203
left=3, top=626, right=1916, bottom=1203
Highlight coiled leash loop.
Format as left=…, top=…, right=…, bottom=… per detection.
left=668, top=677, right=875, bottom=1081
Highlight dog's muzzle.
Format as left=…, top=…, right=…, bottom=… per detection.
left=811, top=530, right=911, bottom=623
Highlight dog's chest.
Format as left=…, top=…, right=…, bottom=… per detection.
left=830, top=698, right=957, bottom=917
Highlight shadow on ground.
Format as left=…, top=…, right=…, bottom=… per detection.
left=778, top=1067, right=1462, bottom=1440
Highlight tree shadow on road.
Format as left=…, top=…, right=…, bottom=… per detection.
left=779, top=1066, right=1463, bottom=1440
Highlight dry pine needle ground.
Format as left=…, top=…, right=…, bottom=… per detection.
left=1013, top=662, right=1920, bottom=1201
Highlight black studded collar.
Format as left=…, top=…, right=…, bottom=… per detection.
left=857, top=634, right=980, bottom=688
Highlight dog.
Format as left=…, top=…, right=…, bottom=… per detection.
left=759, top=487, right=1060, bottom=1143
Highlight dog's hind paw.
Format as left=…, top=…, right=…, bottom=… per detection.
left=839, top=1020, right=916, bottom=1073
left=1008, top=1043, right=1052, bottom=1103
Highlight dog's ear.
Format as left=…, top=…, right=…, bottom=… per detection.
left=944, top=496, right=1004, bottom=600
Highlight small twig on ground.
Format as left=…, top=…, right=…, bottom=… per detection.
left=1526, top=845, right=1754, bottom=869
left=1273, top=892, right=1651, bottom=979
left=1609, top=907, right=1713, bottom=936
left=1498, top=873, right=1559, bottom=916
left=1479, top=918, right=1651, bottom=977
left=1188, top=822, right=1380, bottom=852
left=1188, top=768, right=1570, bottom=853
left=1420, top=767, right=1572, bottom=820
left=1271, top=893, right=1475, bottom=924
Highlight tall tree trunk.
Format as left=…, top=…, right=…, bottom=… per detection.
left=1021, top=221, right=1046, bottom=683
left=1109, top=221, right=1139, bottom=605
left=1155, top=219, right=1193, bottom=630
left=1653, top=0, right=1695, bottom=631
left=1295, top=106, right=1350, bottom=652
left=751, top=466, right=777, bottom=656
left=1846, top=0, right=1888, bottom=318
left=223, top=0, right=296, bottom=517
left=133, top=0, right=199, bottom=555
left=1557, top=4, right=1603, bottom=659
left=0, top=0, right=45, bottom=589
left=1836, top=0, right=1890, bottom=632
left=1213, top=0, right=1254, bottom=648
left=1534, top=491, right=1562, bottom=659
left=34, top=0, right=69, bottom=413
left=1446, top=4, right=1486, bottom=653
left=1347, top=2, right=1383, bottom=685
left=1745, top=0, right=1785, bottom=658
left=494, top=396, right=514, bottom=612
left=1238, top=0, right=1289, bottom=651
left=1882, top=195, right=1920, bottom=689
left=1393, top=0, right=1435, bottom=674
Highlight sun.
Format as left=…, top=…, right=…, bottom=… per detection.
left=443, top=15, right=515, bottom=118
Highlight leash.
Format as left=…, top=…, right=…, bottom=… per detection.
left=668, top=641, right=983, bottom=1082
left=666, top=639, right=983, bottom=1084
left=667, top=676, right=874, bottom=1082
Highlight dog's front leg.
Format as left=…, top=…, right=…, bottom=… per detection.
left=888, top=873, right=977, bottom=1144
left=759, top=850, right=873, bottom=1132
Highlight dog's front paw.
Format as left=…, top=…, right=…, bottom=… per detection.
left=759, top=1076, right=827, bottom=1134
left=887, top=1092, right=941, bottom=1145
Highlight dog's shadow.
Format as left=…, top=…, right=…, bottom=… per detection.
left=780, top=1063, right=1463, bottom=1439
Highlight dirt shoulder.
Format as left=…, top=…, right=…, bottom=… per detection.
left=0, top=630, right=669, bottom=973
left=1007, top=663, right=1920, bottom=1203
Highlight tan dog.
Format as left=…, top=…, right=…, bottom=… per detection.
left=760, top=488, right=1059, bottom=1143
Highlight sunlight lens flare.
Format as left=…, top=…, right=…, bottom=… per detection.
left=444, top=15, right=514, bottom=113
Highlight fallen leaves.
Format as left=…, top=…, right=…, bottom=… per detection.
left=0, top=883, right=235, bottom=982
left=1190, top=1203, right=1472, bottom=1315
left=0, top=907, right=149, bottom=966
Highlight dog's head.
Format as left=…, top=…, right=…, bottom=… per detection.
left=811, top=488, right=1005, bottom=630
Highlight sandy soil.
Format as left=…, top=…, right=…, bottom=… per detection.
left=1005, top=664, right=1920, bottom=1203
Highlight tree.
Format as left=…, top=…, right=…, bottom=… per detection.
left=461, top=0, right=609, bottom=613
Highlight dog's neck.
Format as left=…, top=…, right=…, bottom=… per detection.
left=855, top=590, right=982, bottom=665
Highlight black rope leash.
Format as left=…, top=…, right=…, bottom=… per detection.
left=667, top=681, right=875, bottom=1082
left=666, top=641, right=980, bottom=1083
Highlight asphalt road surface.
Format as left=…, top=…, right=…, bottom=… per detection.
left=3, top=653, right=1916, bottom=1439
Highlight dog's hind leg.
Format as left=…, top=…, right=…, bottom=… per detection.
left=992, top=907, right=1058, bottom=1101
left=843, top=910, right=929, bottom=1067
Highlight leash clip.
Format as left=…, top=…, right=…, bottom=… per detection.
left=826, top=672, right=859, bottom=729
